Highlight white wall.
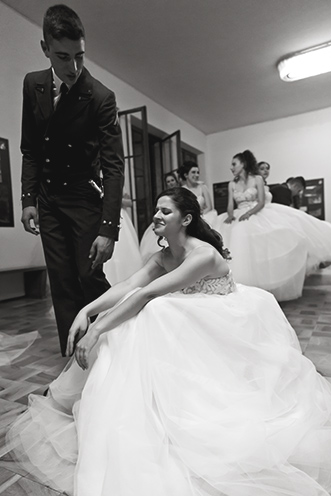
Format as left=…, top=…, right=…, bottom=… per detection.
left=206, top=107, right=331, bottom=220
left=0, top=2, right=206, bottom=271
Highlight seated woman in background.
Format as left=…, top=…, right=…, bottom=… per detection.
left=216, top=150, right=308, bottom=301
left=6, top=187, right=331, bottom=496
left=104, top=191, right=143, bottom=284
left=257, top=160, right=331, bottom=275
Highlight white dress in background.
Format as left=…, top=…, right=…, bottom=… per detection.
left=6, top=271, right=331, bottom=496
left=216, top=185, right=331, bottom=301
left=103, top=208, right=143, bottom=284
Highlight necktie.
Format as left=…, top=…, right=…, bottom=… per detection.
left=53, top=83, right=68, bottom=110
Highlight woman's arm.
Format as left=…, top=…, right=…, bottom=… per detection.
left=201, top=184, right=213, bottom=214
left=69, top=246, right=227, bottom=369
left=224, top=182, right=235, bottom=223
left=239, top=175, right=265, bottom=221
left=65, top=253, right=165, bottom=351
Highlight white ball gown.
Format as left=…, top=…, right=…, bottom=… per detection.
left=103, top=208, right=143, bottom=284
left=6, top=271, right=331, bottom=496
left=216, top=186, right=331, bottom=301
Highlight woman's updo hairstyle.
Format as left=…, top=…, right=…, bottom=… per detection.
left=156, top=187, right=231, bottom=260
left=233, top=150, right=258, bottom=176
left=257, top=161, right=270, bottom=170
left=178, top=161, right=199, bottom=182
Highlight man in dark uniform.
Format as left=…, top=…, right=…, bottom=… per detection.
left=20, top=4, right=124, bottom=356
left=270, top=176, right=306, bottom=208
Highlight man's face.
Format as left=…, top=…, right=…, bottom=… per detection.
left=291, top=183, right=304, bottom=197
left=41, top=36, right=85, bottom=86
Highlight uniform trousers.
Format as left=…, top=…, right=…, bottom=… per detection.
left=38, top=180, right=110, bottom=356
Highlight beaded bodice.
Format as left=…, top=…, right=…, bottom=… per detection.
left=182, top=271, right=236, bottom=296
left=233, top=187, right=258, bottom=209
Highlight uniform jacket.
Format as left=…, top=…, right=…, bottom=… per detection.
left=21, top=66, right=124, bottom=239
left=270, top=183, right=292, bottom=207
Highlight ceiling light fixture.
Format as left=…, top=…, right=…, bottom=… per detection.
left=278, top=41, right=331, bottom=82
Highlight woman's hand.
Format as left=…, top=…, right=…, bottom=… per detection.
left=224, top=215, right=235, bottom=224
left=66, top=311, right=90, bottom=357
left=74, top=328, right=99, bottom=370
left=239, top=212, right=251, bottom=222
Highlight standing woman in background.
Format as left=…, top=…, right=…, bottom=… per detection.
left=216, top=150, right=308, bottom=301
left=179, top=161, right=218, bottom=228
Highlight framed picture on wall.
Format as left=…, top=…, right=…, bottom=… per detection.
left=0, top=137, right=14, bottom=227
left=213, top=181, right=229, bottom=214
left=299, top=178, right=325, bottom=220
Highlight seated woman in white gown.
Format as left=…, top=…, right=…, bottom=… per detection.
left=6, top=187, right=331, bottom=496
left=103, top=193, right=143, bottom=284
left=257, top=160, right=331, bottom=275
left=216, top=150, right=331, bottom=301
left=140, top=171, right=179, bottom=263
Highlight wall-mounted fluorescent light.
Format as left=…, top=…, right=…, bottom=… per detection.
left=278, top=41, right=331, bottom=82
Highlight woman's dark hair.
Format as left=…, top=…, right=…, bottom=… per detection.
left=178, top=161, right=199, bottom=181
left=257, top=161, right=270, bottom=170
left=156, top=187, right=231, bottom=260
left=43, top=4, right=85, bottom=45
left=233, top=150, right=258, bottom=176
left=164, top=171, right=179, bottom=184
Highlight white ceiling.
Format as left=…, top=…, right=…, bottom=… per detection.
left=4, top=0, right=331, bottom=134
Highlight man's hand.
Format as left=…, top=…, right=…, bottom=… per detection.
left=89, top=236, right=115, bottom=269
left=21, top=206, right=39, bottom=235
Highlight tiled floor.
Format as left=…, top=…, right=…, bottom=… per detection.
left=0, top=268, right=331, bottom=495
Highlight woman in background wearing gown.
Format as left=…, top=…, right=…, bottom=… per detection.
left=6, top=186, right=331, bottom=496
left=179, top=161, right=218, bottom=229
left=257, top=160, right=331, bottom=276
left=139, top=171, right=179, bottom=263
left=216, top=150, right=308, bottom=301
left=103, top=192, right=143, bottom=284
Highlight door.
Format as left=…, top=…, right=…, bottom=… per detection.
left=153, top=130, right=181, bottom=197
left=118, top=106, right=152, bottom=239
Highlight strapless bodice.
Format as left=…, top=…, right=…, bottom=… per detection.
left=183, top=185, right=206, bottom=210
left=182, top=271, right=236, bottom=295
left=233, top=187, right=258, bottom=209
left=264, top=186, right=272, bottom=205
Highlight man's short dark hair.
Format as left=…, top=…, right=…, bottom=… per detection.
left=43, top=4, right=85, bottom=45
left=287, top=176, right=306, bottom=189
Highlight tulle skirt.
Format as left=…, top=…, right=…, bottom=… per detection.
left=0, top=331, right=39, bottom=366
left=103, top=209, right=143, bottom=284
left=6, top=285, right=331, bottom=496
left=216, top=204, right=320, bottom=301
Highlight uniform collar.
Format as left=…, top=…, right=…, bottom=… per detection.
left=51, top=68, right=71, bottom=96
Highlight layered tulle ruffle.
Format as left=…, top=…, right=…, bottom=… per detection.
left=6, top=285, right=331, bottom=496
